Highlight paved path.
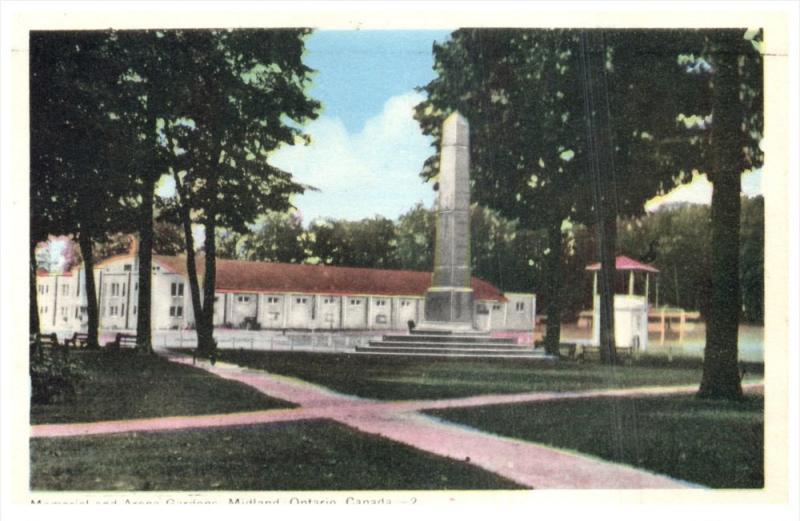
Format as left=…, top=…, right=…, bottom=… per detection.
left=30, top=353, right=763, bottom=489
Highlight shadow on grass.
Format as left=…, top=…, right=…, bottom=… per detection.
left=31, top=350, right=293, bottom=425
left=194, top=349, right=711, bottom=401
left=30, top=420, right=523, bottom=491
left=427, top=393, right=764, bottom=489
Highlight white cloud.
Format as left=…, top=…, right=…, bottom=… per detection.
left=270, top=91, right=436, bottom=223
left=645, top=168, right=763, bottom=212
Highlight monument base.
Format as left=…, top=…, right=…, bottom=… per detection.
left=423, top=287, right=474, bottom=326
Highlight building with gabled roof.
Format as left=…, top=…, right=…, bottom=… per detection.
left=35, top=253, right=535, bottom=334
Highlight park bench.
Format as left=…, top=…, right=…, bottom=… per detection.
left=105, top=333, right=138, bottom=350
left=31, top=333, right=59, bottom=350
left=64, top=332, right=90, bottom=349
left=30, top=332, right=64, bottom=362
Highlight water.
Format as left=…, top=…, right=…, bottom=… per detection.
left=559, top=322, right=764, bottom=362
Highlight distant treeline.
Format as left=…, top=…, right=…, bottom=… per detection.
left=45, top=195, right=763, bottom=325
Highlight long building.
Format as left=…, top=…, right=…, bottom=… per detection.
left=35, top=253, right=536, bottom=334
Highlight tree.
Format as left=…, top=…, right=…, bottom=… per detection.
left=395, top=203, right=436, bottom=271
left=162, top=29, right=319, bottom=355
left=697, top=30, right=763, bottom=400
left=739, top=196, right=763, bottom=324
left=416, top=29, right=759, bottom=364
left=309, top=216, right=400, bottom=269
left=416, top=30, right=593, bottom=356
left=153, top=221, right=187, bottom=256
left=215, top=211, right=308, bottom=263
left=30, top=31, right=135, bottom=347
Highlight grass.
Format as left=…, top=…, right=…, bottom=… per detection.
left=427, top=394, right=764, bottom=488
left=198, top=350, right=723, bottom=401
left=30, top=420, right=522, bottom=491
left=31, top=350, right=292, bottom=425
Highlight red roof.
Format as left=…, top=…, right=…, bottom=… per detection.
left=153, top=255, right=508, bottom=302
left=586, top=255, right=659, bottom=273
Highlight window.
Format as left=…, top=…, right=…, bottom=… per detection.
left=266, top=296, right=279, bottom=304
left=492, top=304, right=502, bottom=311
left=375, top=299, right=387, bottom=307
left=323, top=297, right=336, bottom=305
left=75, top=308, right=79, bottom=318
left=123, top=264, right=132, bottom=271
left=295, top=297, right=308, bottom=304
left=171, top=282, right=184, bottom=297
left=349, top=298, right=361, bottom=306
left=515, top=302, right=525, bottom=312
left=111, top=283, right=119, bottom=296
left=400, top=300, right=410, bottom=307
left=133, top=306, right=137, bottom=315
left=134, top=282, right=138, bottom=291
left=122, top=284, right=126, bottom=297
left=237, top=295, right=250, bottom=303
left=109, top=305, right=118, bottom=316
left=169, top=306, right=176, bottom=317
left=121, top=304, right=125, bottom=316
left=62, top=284, right=69, bottom=296
left=176, top=306, right=183, bottom=317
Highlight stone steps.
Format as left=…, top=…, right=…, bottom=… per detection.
left=355, top=345, right=544, bottom=357
left=358, top=330, right=553, bottom=359
left=369, top=340, right=525, bottom=349
left=382, top=334, right=517, bottom=345
left=356, top=347, right=555, bottom=361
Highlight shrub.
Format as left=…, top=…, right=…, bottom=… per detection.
left=29, top=348, right=83, bottom=405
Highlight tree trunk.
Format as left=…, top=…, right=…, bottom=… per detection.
left=172, top=170, right=209, bottom=353
left=579, top=30, right=618, bottom=364
left=598, top=208, right=618, bottom=364
left=30, top=239, right=41, bottom=336
left=135, top=177, right=155, bottom=354
left=78, top=231, right=100, bottom=349
left=698, top=38, right=744, bottom=400
left=198, top=209, right=217, bottom=355
left=197, top=155, right=221, bottom=356
left=543, top=217, right=563, bottom=356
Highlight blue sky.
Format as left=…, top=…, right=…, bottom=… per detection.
left=269, top=30, right=452, bottom=224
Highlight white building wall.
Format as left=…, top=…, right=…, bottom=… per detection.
left=35, top=255, right=537, bottom=334
left=367, top=296, right=392, bottom=329
left=502, top=293, right=537, bottom=331
left=394, top=297, right=420, bottom=329
left=287, top=294, right=313, bottom=328
left=317, top=295, right=341, bottom=330
left=342, top=296, right=368, bottom=329
left=228, top=293, right=257, bottom=327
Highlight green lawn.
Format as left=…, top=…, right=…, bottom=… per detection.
left=30, top=420, right=522, bottom=491
left=31, top=350, right=292, bottom=425
left=427, top=394, right=764, bottom=488
left=202, top=350, right=717, bottom=400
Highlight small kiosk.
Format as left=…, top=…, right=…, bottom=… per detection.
left=586, top=255, right=659, bottom=353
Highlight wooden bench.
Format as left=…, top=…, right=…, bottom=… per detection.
left=31, top=333, right=60, bottom=349
left=64, top=332, right=91, bottom=349
left=105, top=333, right=138, bottom=350
left=30, top=333, right=62, bottom=361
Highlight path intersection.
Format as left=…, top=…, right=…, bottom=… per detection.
left=31, top=352, right=763, bottom=489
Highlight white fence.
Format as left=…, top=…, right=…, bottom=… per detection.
left=153, top=329, right=387, bottom=353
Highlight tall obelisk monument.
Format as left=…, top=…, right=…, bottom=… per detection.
left=423, top=112, right=474, bottom=329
